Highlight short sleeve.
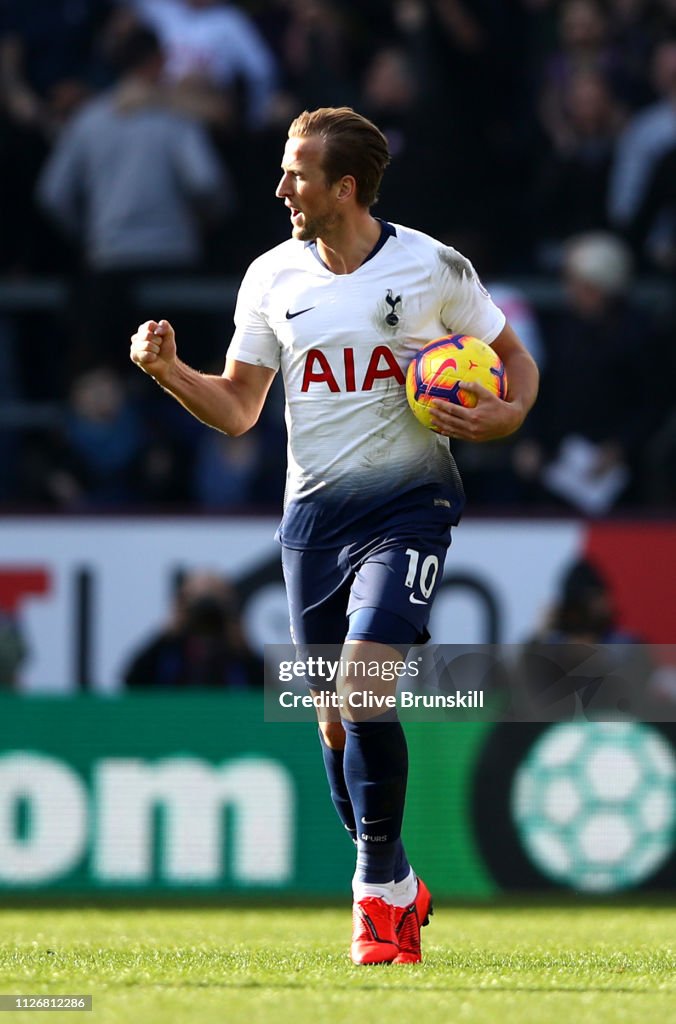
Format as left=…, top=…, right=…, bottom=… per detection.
left=438, top=246, right=506, bottom=345
left=227, top=262, right=281, bottom=371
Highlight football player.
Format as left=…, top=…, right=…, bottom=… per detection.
left=131, top=107, right=539, bottom=964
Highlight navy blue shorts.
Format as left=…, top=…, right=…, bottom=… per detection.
left=281, top=525, right=452, bottom=655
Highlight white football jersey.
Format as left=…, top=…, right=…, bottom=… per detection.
left=228, top=222, right=505, bottom=548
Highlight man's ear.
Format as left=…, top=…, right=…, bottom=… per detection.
left=337, top=175, right=357, bottom=200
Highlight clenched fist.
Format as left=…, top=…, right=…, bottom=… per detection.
left=130, top=319, right=177, bottom=383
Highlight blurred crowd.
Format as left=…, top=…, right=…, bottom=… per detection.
left=1, top=0, right=676, bottom=513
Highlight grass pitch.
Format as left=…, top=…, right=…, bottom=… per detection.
left=0, top=904, right=674, bottom=1024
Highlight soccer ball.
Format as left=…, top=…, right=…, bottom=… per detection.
left=511, top=722, right=675, bottom=893
left=406, top=334, right=507, bottom=432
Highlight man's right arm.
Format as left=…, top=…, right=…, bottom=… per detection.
left=130, top=319, right=276, bottom=436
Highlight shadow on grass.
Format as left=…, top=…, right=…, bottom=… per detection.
left=116, top=978, right=669, bottom=996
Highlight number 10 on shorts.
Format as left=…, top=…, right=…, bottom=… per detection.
left=404, top=548, right=439, bottom=600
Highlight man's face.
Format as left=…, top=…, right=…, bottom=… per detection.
left=275, top=135, right=342, bottom=241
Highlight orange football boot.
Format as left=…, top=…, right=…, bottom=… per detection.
left=351, top=896, right=399, bottom=965
left=393, top=877, right=433, bottom=964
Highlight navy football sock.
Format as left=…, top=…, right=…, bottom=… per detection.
left=343, top=716, right=409, bottom=884
left=393, top=838, right=411, bottom=883
left=318, top=728, right=357, bottom=843
left=317, top=729, right=411, bottom=875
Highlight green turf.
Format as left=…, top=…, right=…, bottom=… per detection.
left=0, top=905, right=674, bottom=1024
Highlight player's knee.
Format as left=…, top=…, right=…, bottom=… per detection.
left=319, top=720, right=346, bottom=750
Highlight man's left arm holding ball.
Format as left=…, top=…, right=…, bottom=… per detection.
left=429, top=322, right=539, bottom=441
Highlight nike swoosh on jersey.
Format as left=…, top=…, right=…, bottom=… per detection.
left=286, top=306, right=315, bottom=319
left=409, top=594, right=428, bottom=605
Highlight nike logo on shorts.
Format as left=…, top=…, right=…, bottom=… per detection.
left=409, top=594, right=427, bottom=605
left=286, top=306, right=315, bottom=319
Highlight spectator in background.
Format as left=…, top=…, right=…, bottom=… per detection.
left=36, top=24, right=232, bottom=374
left=101, top=2, right=234, bottom=130
left=274, top=0, right=358, bottom=111
left=20, top=363, right=201, bottom=509
left=530, top=557, right=637, bottom=644
left=516, top=556, right=653, bottom=718
left=123, top=570, right=262, bottom=688
left=359, top=42, right=451, bottom=235
left=514, top=232, right=658, bottom=513
left=0, top=0, right=113, bottom=137
left=124, top=0, right=279, bottom=130
left=192, top=427, right=261, bottom=508
left=19, top=367, right=145, bottom=508
left=537, top=0, right=617, bottom=149
left=208, top=0, right=375, bottom=268
left=0, top=0, right=115, bottom=274
left=608, top=38, right=676, bottom=243
left=627, top=137, right=676, bottom=270
left=534, top=69, right=625, bottom=269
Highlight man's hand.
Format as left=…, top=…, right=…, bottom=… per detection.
left=129, top=324, right=276, bottom=437
left=130, top=319, right=177, bottom=384
left=429, top=322, right=538, bottom=441
left=429, top=381, right=526, bottom=441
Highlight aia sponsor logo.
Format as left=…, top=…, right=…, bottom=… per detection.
left=301, top=346, right=405, bottom=392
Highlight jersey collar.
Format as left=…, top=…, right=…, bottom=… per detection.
left=305, top=219, right=397, bottom=272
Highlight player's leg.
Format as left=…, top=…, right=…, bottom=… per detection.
left=339, top=633, right=413, bottom=893
left=338, top=632, right=413, bottom=963
left=315, top=669, right=418, bottom=873
left=282, top=539, right=443, bottom=964
left=281, top=546, right=357, bottom=843
left=343, top=536, right=449, bottom=963
left=316, top=699, right=356, bottom=845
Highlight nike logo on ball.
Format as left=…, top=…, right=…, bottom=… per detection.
left=286, top=306, right=315, bottom=319
left=409, top=594, right=428, bottom=605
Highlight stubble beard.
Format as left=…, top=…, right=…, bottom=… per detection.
left=293, top=206, right=340, bottom=243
